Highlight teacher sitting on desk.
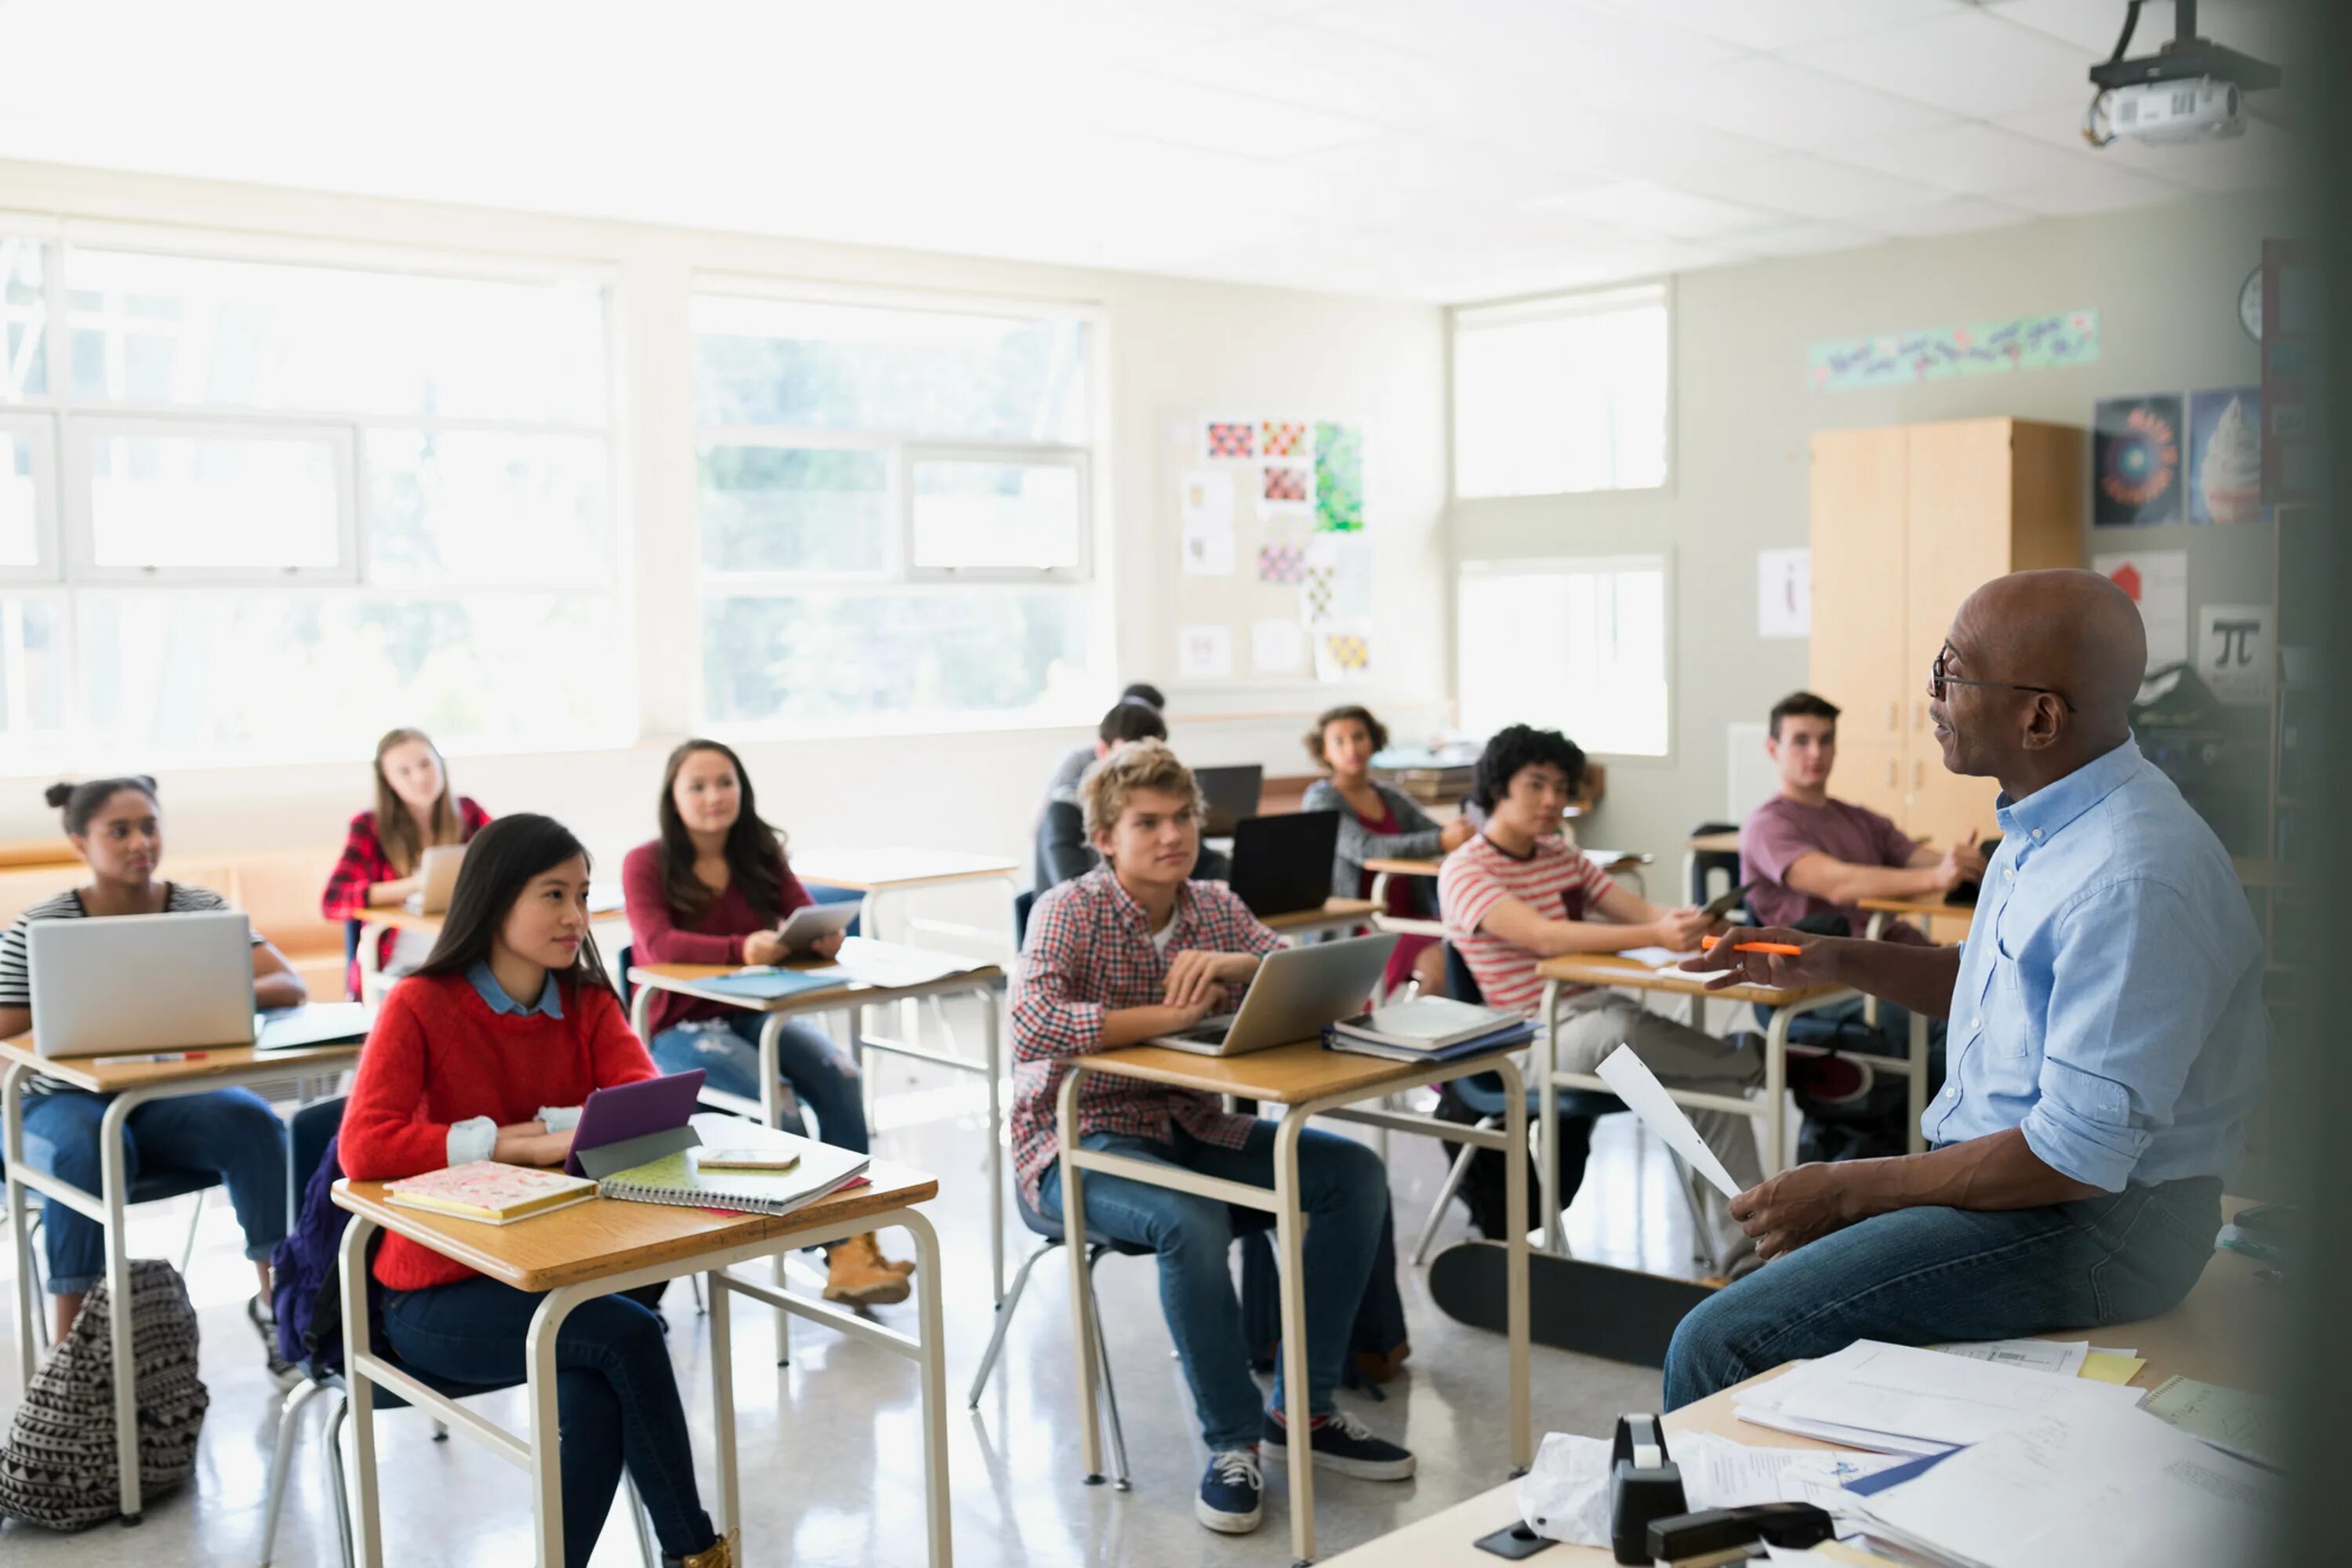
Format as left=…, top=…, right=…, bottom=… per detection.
left=1664, top=568, right=2265, bottom=1408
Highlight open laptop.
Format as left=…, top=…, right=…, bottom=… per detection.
left=27, top=911, right=256, bottom=1058
left=1195, top=764, right=1265, bottom=839
left=1229, top=810, right=1341, bottom=918
left=1148, top=933, right=1396, bottom=1055
left=403, top=843, right=468, bottom=915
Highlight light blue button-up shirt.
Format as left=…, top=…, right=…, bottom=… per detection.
left=466, top=958, right=564, bottom=1019
left=1926, top=735, right=2266, bottom=1190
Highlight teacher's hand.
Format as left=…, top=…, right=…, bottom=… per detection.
left=1679, top=924, right=1838, bottom=991
left=1731, top=1163, right=1860, bottom=1262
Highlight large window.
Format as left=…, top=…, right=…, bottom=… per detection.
left=1453, top=285, right=1669, bottom=499
left=0, top=232, right=617, bottom=763
left=692, top=290, right=1097, bottom=732
left=1457, top=556, right=1670, bottom=757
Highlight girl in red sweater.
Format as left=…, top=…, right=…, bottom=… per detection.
left=339, top=814, right=735, bottom=1568
left=622, top=739, right=911, bottom=1303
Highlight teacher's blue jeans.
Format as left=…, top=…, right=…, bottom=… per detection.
left=383, top=1276, right=714, bottom=1567
left=1663, top=1173, right=2222, bottom=1408
left=650, top=1011, right=869, bottom=1155
left=1039, top=1121, right=1388, bottom=1452
left=20, top=1087, right=288, bottom=1295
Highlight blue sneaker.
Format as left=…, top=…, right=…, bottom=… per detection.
left=1261, top=1410, right=1416, bottom=1480
left=1196, top=1447, right=1263, bottom=1534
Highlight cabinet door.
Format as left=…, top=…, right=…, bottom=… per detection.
left=1904, top=419, right=2016, bottom=848
left=1809, top=426, right=1910, bottom=749
left=1835, top=735, right=1909, bottom=828
left=1906, top=747, right=2002, bottom=858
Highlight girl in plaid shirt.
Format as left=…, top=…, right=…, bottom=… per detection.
left=1010, top=740, right=1414, bottom=1536
left=318, top=727, right=492, bottom=997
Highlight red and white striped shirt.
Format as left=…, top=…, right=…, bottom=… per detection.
left=1439, top=833, right=1620, bottom=1015
left=1009, top=867, right=1284, bottom=1207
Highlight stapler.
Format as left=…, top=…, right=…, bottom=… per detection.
left=1645, top=1501, right=1837, bottom=1566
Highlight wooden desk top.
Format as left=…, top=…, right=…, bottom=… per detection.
left=0, top=1034, right=363, bottom=1095
left=1686, top=830, right=1742, bottom=855
left=789, top=848, right=1020, bottom=892
left=1364, top=857, right=1443, bottom=878
left=1075, top=1036, right=1515, bottom=1106
left=1855, top=895, right=1976, bottom=924
left=334, top=1154, right=939, bottom=1293
left=630, top=942, right=1002, bottom=1013
left=1364, top=851, right=1647, bottom=881
left=1537, top=952, right=1845, bottom=1009
left=1262, top=897, right=1379, bottom=931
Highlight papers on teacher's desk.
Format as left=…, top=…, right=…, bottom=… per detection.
left=1735, top=1339, right=2147, bottom=1455
left=1592, top=1044, right=1741, bottom=1198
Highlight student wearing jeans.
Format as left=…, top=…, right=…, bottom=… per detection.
left=1439, top=725, right=1763, bottom=1275
left=1010, top=739, right=1413, bottom=1537
left=318, top=725, right=492, bottom=998
left=0, top=775, right=305, bottom=1370
left=620, top=738, right=909, bottom=1305
left=339, top=814, right=737, bottom=1568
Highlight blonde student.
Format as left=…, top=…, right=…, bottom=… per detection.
left=319, top=726, right=492, bottom=997
left=1010, top=740, right=1412, bottom=1537
left=1300, top=702, right=1472, bottom=998
left=339, top=815, right=736, bottom=1568
left=0, top=776, right=305, bottom=1370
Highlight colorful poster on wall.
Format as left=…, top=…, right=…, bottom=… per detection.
left=2198, top=603, right=2274, bottom=706
left=1258, top=419, right=1311, bottom=459
left=2186, top=387, right=2265, bottom=525
left=1809, top=309, right=2098, bottom=392
left=2093, top=394, right=2184, bottom=527
left=1261, top=462, right=1312, bottom=517
left=2093, top=550, right=2190, bottom=668
left=1314, top=624, right=1373, bottom=683
left=1202, top=418, right=1254, bottom=460
left=1312, top=420, right=1364, bottom=532
left=1257, top=542, right=1306, bottom=584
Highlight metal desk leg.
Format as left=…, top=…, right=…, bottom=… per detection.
left=1762, top=1004, right=1793, bottom=1178
left=982, top=988, right=1005, bottom=1303
left=1907, top=1011, right=1929, bottom=1154
left=339, top=1215, right=384, bottom=1568
left=1055, top=1071, right=1105, bottom=1482
left=1538, top=979, right=1565, bottom=1254
left=4, top=1063, right=35, bottom=1390
left=759, top=1014, right=791, bottom=1363
left=906, top=1209, right=953, bottom=1568
left=97, top=1091, right=141, bottom=1522
left=1272, top=1109, right=1316, bottom=1566
left=1496, top=1058, right=1532, bottom=1473
left=708, top=1263, right=738, bottom=1537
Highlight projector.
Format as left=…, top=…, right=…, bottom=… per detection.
left=2083, top=0, right=2279, bottom=151
left=2107, top=75, right=2244, bottom=143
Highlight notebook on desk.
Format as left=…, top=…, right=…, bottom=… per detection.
left=597, top=1120, right=869, bottom=1218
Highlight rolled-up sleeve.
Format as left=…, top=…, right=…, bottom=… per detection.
left=2023, top=880, right=2216, bottom=1191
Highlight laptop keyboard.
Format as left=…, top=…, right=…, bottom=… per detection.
left=1173, top=1013, right=1238, bottom=1044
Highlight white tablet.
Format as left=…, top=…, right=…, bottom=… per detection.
left=775, top=901, right=860, bottom=953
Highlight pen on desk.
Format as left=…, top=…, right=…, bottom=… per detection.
left=93, top=1051, right=209, bottom=1065
left=1699, top=936, right=1806, bottom=956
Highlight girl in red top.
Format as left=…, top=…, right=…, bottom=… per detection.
left=621, top=739, right=910, bottom=1303
left=319, top=726, right=492, bottom=997
left=339, top=815, right=735, bottom=1568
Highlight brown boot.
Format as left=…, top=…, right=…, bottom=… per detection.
left=876, top=1235, right=916, bottom=1277
left=824, top=1232, right=912, bottom=1306
left=666, top=1526, right=739, bottom=1567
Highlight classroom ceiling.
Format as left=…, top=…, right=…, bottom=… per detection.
left=0, top=0, right=2299, bottom=303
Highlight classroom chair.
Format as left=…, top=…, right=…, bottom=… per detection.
left=5, top=1158, right=219, bottom=1351
left=1687, top=821, right=1740, bottom=906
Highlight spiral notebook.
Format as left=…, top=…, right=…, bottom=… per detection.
left=596, top=1122, right=868, bottom=1218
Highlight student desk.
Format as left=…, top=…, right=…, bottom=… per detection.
left=1857, top=894, right=1976, bottom=942
left=1, top=1032, right=365, bottom=1523
left=354, top=886, right=627, bottom=1001
left=789, top=846, right=1022, bottom=954
left=1057, top=1039, right=1532, bottom=1565
left=1261, top=895, right=1382, bottom=945
left=1320, top=1200, right=2274, bottom=1566
left=626, top=941, right=1011, bottom=1299
left=333, top=1126, right=950, bottom=1568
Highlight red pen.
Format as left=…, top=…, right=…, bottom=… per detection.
left=93, top=1050, right=210, bottom=1065
left=1699, top=936, right=1805, bottom=956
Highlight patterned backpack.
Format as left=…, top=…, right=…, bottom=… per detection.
left=0, top=1259, right=209, bottom=1530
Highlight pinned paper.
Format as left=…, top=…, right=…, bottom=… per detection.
left=1176, top=623, right=1232, bottom=680
left=1594, top=1044, right=1741, bottom=1199
left=1261, top=462, right=1312, bottom=515
left=1258, top=419, right=1311, bottom=459
left=1179, top=468, right=1233, bottom=528
left=2094, top=550, right=2188, bottom=668
left=1202, top=418, right=1254, bottom=460
left=2197, top=602, right=2274, bottom=706
left=1181, top=522, right=1234, bottom=576
left=1757, top=547, right=1810, bottom=639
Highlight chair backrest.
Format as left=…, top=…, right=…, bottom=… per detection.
left=1443, top=942, right=1484, bottom=1006
left=1690, top=819, right=1741, bottom=905
left=614, top=943, right=635, bottom=1007
left=1013, top=890, right=1037, bottom=951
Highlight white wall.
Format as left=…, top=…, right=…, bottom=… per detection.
left=1454, top=187, right=2292, bottom=879
left=0, top=160, right=1450, bottom=891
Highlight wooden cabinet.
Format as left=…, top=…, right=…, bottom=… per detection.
left=1809, top=417, right=2085, bottom=850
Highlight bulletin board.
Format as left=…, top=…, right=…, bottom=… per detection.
left=1165, top=411, right=1374, bottom=688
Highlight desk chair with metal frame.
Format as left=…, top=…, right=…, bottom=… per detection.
left=7, top=1159, right=214, bottom=1350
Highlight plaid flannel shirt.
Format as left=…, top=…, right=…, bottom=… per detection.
left=1010, top=867, right=1284, bottom=1207
left=320, top=797, right=492, bottom=996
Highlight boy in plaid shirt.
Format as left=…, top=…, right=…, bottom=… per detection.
left=1010, top=740, right=1412, bottom=1536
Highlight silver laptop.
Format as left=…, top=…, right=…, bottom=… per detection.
left=1148, top=933, right=1398, bottom=1056
left=404, top=843, right=467, bottom=914
left=27, top=911, right=256, bottom=1058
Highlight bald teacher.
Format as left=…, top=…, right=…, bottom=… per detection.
left=1664, top=569, right=2267, bottom=1406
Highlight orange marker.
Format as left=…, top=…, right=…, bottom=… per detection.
left=1700, top=936, right=1804, bottom=956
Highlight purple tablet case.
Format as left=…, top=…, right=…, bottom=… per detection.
left=565, top=1069, right=706, bottom=1178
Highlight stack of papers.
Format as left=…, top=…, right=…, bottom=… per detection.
left=1926, top=1337, right=2146, bottom=1385
left=1735, top=1340, right=2147, bottom=1454
left=1322, top=996, right=1533, bottom=1062
left=2141, top=1375, right=2281, bottom=1468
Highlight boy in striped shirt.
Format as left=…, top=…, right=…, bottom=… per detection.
left=1439, top=725, right=1764, bottom=1273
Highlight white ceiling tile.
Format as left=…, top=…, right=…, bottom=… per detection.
left=1719, top=220, right=1890, bottom=259
left=1872, top=197, right=2036, bottom=237
left=1587, top=0, right=1961, bottom=51
left=1528, top=179, right=1778, bottom=241
left=1436, top=97, right=1789, bottom=183
left=1145, top=21, right=1492, bottom=132
left=1304, top=0, right=1742, bottom=89
left=1610, top=55, right=1960, bottom=151
left=1835, top=122, right=2111, bottom=195
left=1992, top=0, right=2295, bottom=63
left=1065, top=70, right=1382, bottom=158
left=1674, top=154, right=1950, bottom=221
left=1425, top=239, right=1735, bottom=303
left=2001, top=164, right=2191, bottom=215
left=1787, top=8, right=2101, bottom=121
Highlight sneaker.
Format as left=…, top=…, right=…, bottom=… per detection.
left=1195, top=1447, right=1263, bottom=1534
left=1261, top=1409, right=1416, bottom=1480
left=249, top=1294, right=300, bottom=1389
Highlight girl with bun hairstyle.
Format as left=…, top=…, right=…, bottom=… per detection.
left=320, top=726, right=492, bottom=997
left=0, top=776, right=306, bottom=1367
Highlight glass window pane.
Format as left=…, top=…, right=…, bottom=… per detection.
left=1454, top=292, right=1668, bottom=499
left=699, top=445, right=889, bottom=574
left=910, top=458, right=1081, bottom=571
left=2, top=430, right=39, bottom=567
left=75, top=590, right=623, bottom=757
left=704, top=587, right=1089, bottom=726
left=1458, top=561, right=1668, bottom=757
left=2, top=238, right=45, bottom=401
left=0, top=597, right=67, bottom=733
left=87, top=430, right=342, bottom=571
left=693, top=294, right=1090, bottom=442
left=64, top=247, right=607, bottom=423
left=368, top=430, right=612, bottom=585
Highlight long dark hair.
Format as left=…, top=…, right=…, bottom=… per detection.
left=657, top=739, right=788, bottom=925
left=412, top=814, right=612, bottom=995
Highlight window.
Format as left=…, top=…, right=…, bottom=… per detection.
left=0, top=230, right=618, bottom=764
left=1457, top=556, right=1670, bottom=757
left=1453, top=285, right=1669, bottom=499
left=692, top=288, right=1098, bottom=731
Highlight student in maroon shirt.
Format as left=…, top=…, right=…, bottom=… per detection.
left=620, top=739, right=909, bottom=1304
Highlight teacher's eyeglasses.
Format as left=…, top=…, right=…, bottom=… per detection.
left=1929, top=643, right=2076, bottom=712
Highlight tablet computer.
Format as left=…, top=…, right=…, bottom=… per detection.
left=776, top=900, right=861, bottom=953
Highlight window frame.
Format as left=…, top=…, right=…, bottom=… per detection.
left=1455, top=551, right=1675, bottom=761
left=1450, top=279, right=1675, bottom=503
left=0, top=409, right=60, bottom=583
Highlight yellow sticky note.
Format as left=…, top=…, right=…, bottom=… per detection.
left=2080, top=1352, right=2147, bottom=1385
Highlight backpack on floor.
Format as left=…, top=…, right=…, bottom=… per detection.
left=0, top=1259, right=209, bottom=1530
